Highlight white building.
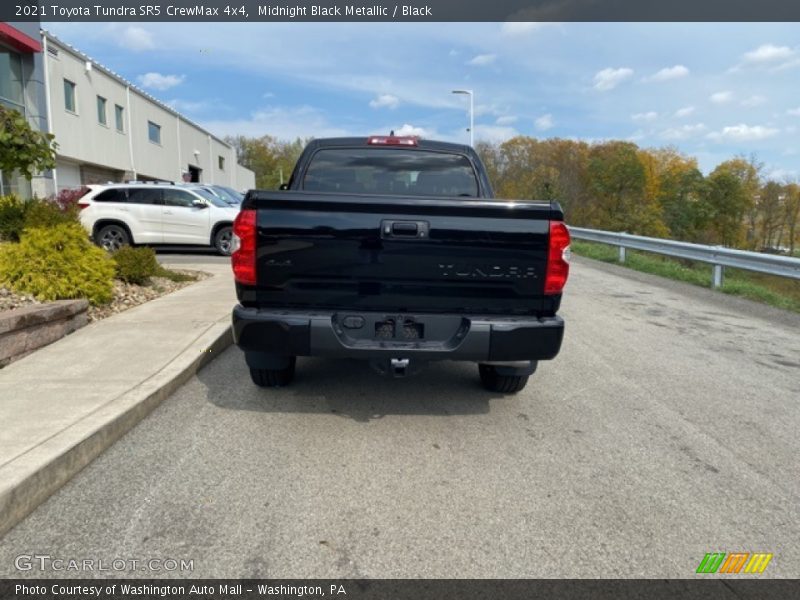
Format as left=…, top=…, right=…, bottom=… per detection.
left=41, top=30, right=254, bottom=193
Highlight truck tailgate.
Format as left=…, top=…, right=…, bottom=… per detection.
left=241, top=191, right=562, bottom=315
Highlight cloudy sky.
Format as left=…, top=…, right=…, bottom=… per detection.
left=44, top=21, right=800, bottom=179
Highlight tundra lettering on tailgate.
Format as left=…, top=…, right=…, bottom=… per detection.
left=438, top=264, right=538, bottom=280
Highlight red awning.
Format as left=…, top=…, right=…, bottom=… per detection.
left=0, top=23, right=42, bottom=53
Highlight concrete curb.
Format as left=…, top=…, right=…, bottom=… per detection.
left=0, top=319, right=233, bottom=538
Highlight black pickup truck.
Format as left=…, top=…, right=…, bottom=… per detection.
left=230, top=135, right=570, bottom=393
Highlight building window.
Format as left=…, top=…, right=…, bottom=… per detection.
left=218, top=156, right=225, bottom=170
left=96, top=95, right=107, bottom=125
left=148, top=120, right=161, bottom=144
left=0, top=48, right=25, bottom=111
left=63, top=79, right=76, bottom=113
left=115, top=104, right=124, bottom=132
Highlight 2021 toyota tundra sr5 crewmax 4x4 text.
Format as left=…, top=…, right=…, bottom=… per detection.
left=229, top=136, right=570, bottom=393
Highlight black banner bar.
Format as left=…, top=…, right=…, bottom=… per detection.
left=3, top=0, right=800, bottom=22
left=2, top=579, right=800, bottom=600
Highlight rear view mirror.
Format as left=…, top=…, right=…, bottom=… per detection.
left=279, top=183, right=289, bottom=190
left=192, top=199, right=207, bottom=209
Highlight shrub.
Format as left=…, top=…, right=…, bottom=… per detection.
left=113, top=246, right=159, bottom=285
left=0, top=195, right=26, bottom=242
left=53, top=186, right=90, bottom=214
left=23, top=197, right=79, bottom=229
left=0, top=222, right=115, bottom=305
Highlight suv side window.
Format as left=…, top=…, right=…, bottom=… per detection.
left=163, top=189, right=198, bottom=208
left=127, top=188, right=163, bottom=205
left=93, top=188, right=127, bottom=203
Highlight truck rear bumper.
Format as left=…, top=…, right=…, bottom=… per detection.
left=232, top=306, right=564, bottom=363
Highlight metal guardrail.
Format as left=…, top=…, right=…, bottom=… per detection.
left=569, top=226, right=800, bottom=288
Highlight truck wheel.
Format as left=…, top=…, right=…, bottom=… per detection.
left=249, top=357, right=296, bottom=387
left=214, top=226, right=234, bottom=256
left=478, top=364, right=529, bottom=394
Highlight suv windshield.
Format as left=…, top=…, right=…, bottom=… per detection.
left=302, top=148, right=479, bottom=197
left=189, top=187, right=229, bottom=208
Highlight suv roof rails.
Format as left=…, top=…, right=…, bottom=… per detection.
left=121, top=180, right=177, bottom=185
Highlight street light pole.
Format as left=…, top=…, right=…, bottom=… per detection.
left=451, top=89, right=474, bottom=147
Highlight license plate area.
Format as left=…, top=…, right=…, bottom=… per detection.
left=374, top=318, right=424, bottom=340
left=332, top=313, right=466, bottom=348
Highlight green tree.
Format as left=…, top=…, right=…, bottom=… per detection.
left=587, top=141, right=666, bottom=236
left=706, top=167, right=749, bottom=247
left=225, top=135, right=307, bottom=189
left=0, top=105, right=57, bottom=179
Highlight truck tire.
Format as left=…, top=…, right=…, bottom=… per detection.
left=478, top=364, right=529, bottom=394
left=249, top=357, right=296, bottom=387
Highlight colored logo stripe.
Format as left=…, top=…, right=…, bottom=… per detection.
left=697, top=553, right=726, bottom=573
left=744, top=553, right=773, bottom=574
left=719, top=553, right=749, bottom=573
left=697, top=552, right=772, bottom=574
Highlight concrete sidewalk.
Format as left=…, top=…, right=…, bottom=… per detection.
left=0, top=261, right=236, bottom=537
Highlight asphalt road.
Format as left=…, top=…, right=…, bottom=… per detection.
left=1, top=257, right=799, bottom=578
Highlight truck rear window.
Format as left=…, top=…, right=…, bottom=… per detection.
left=302, top=148, right=479, bottom=197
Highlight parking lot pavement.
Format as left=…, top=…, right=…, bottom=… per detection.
left=1, top=257, right=799, bottom=578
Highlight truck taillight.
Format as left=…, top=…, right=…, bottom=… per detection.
left=77, top=202, right=90, bottom=210
left=231, top=209, right=256, bottom=285
left=544, top=221, right=570, bottom=295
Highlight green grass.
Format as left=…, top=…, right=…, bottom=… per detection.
left=154, top=265, right=197, bottom=283
left=572, top=240, right=800, bottom=313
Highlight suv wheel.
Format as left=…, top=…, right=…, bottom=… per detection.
left=214, top=226, right=234, bottom=256
left=249, top=357, right=296, bottom=388
left=95, top=224, right=130, bottom=251
left=478, top=364, right=529, bottom=394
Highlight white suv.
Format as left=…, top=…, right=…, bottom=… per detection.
left=78, top=183, right=241, bottom=255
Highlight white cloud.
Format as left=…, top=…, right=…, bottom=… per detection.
left=467, top=53, right=497, bottom=66
left=742, top=44, right=795, bottom=64
left=741, top=95, right=767, bottom=107
left=707, top=124, right=780, bottom=142
left=627, top=130, right=646, bottom=142
left=710, top=91, right=733, bottom=104
left=137, top=72, right=185, bottom=91
left=644, top=65, right=689, bottom=82
left=448, top=49, right=458, bottom=57
left=732, top=44, right=799, bottom=72
left=119, top=25, right=155, bottom=51
left=474, top=125, right=519, bottom=143
left=787, top=107, right=800, bottom=116
left=534, top=113, right=555, bottom=131
left=394, top=123, right=431, bottom=137
left=166, top=99, right=211, bottom=113
left=495, top=115, right=518, bottom=125
left=659, top=123, right=707, bottom=140
left=501, top=22, right=547, bottom=36
left=631, top=111, right=658, bottom=122
left=593, top=67, right=633, bottom=91
left=765, top=167, right=797, bottom=181
left=369, top=94, right=400, bottom=109
left=674, top=106, right=695, bottom=118
left=201, top=105, right=350, bottom=140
